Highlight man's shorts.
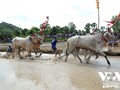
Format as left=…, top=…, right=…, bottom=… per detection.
left=52, top=47, right=57, bottom=51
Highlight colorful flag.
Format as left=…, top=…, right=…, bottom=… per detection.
left=105, top=20, right=116, bottom=24
left=105, top=13, right=120, bottom=28
left=40, top=16, right=49, bottom=34
left=96, top=0, right=99, bottom=9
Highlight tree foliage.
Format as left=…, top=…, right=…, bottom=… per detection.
left=0, top=22, right=23, bottom=38
left=112, top=16, right=120, bottom=32
left=84, top=23, right=91, bottom=33
left=1, top=13, right=120, bottom=42
left=68, top=22, right=76, bottom=33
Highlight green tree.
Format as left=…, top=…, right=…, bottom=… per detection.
left=60, top=26, right=69, bottom=38
left=31, top=27, right=39, bottom=32
left=91, top=23, right=97, bottom=28
left=0, top=22, right=24, bottom=38
left=68, top=22, right=76, bottom=33
left=84, top=23, right=91, bottom=33
left=22, top=28, right=29, bottom=36
left=44, top=24, right=51, bottom=35
left=50, top=26, right=57, bottom=35
left=43, top=29, right=50, bottom=35
left=82, top=30, right=86, bottom=35
left=62, top=26, right=69, bottom=34
left=14, top=29, right=22, bottom=36
left=27, top=29, right=36, bottom=35
left=78, top=30, right=82, bottom=35
left=0, top=29, right=13, bottom=38
left=112, top=16, right=120, bottom=32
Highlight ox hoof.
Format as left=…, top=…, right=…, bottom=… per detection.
left=36, top=52, right=42, bottom=57
left=86, top=61, right=90, bottom=64
left=39, top=52, right=42, bottom=56
left=64, top=60, right=67, bottom=62
left=108, top=61, right=111, bottom=65
left=58, top=56, right=62, bottom=59
left=20, top=57, right=24, bottom=59
left=79, top=60, right=82, bottom=63
left=95, top=56, right=98, bottom=59
left=35, top=55, right=39, bottom=57
left=30, top=57, right=35, bottom=60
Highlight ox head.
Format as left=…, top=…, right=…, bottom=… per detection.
left=30, top=34, right=44, bottom=45
left=102, top=31, right=115, bottom=42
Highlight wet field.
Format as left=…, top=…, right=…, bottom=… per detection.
left=0, top=52, right=120, bottom=90
left=0, top=42, right=120, bottom=90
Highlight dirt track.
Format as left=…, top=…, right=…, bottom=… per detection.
left=0, top=52, right=120, bottom=90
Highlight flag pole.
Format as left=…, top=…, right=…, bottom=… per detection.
left=96, top=0, right=100, bottom=30
left=98, top=6, right=100, bottom=30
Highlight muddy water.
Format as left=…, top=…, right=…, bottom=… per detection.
left=0, top=53, right=120, bottom=90
left=103, top=46, right=120, bottom=52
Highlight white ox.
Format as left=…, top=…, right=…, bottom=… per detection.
left=64, top=32, right=115, bottom=65
left=12, top=34, right=44, bottom=59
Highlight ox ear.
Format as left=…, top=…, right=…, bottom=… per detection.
left=30, top=34, right=35, bottom=40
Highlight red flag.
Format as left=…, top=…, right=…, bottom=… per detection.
left=105, top=20, right=116, bottom=24
left=105, top=13, right=120, bottom=28
left=40, top=23, right=45, bottom=34
left=40, top=29, right=43, bottom=34
left=40, top=16, right=49, bottom=35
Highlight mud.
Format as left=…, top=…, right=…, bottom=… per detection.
left=0, top=52, right=120, bottom=90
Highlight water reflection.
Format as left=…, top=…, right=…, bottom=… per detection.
left=0, top=61, right=16, bottom=90
left=0, top=53, right=120, bottom=90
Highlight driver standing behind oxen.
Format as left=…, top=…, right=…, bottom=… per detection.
left=51, top=36, right=64, bottom=58
left=105, top=27, right=116, bottom=47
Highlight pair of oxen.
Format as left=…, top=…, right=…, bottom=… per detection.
left=11, top=34, right=44, bottom=59
left=62, top=31, right=115, bottom=65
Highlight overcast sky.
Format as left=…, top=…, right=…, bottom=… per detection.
left=0, top=0, right=120, bottom=30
